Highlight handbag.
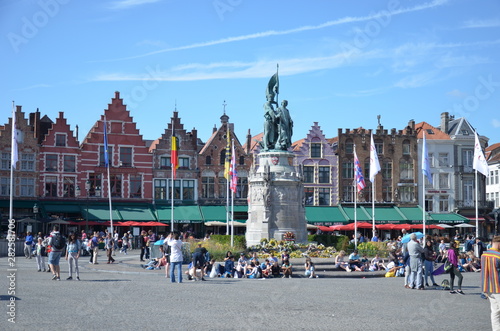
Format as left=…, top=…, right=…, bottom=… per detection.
left=444, top=260, right=452, bottom=272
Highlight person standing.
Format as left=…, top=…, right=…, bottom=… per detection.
left=65, top=233, right=80, bottom=280
left=407, top=233, right=424, bottom=290
left=482, top=236, right=500, bottom=330
left=120, top=233, right=129, bottom=255
left=113, top=230, right=119, bottom=256
left=105, top=233, right=115, bottom=264
left=448, top=241, right=464, bottom=294
left=91, top=232, right=100, bottom=264
left=35, top=237, right=47, bottom=272
left=47, top=226, right=65, bottom=281
left=24, top=231, right=34, bottom=259
left=140, top=230, right=147, bottom=262
left=423, top=239, right=438, bottom=287
left=167, top=232, right=183, bottom=283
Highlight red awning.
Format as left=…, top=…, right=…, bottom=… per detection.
left=318, top=225, right=335, bottom=232
left=338, top=222, right=373, bottom=231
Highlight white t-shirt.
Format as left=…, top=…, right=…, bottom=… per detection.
left=167, top=238, right=183, bottom=263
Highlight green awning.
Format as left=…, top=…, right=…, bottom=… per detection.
left=365, top=206, right=405, bottom=224
left=116, top=206, right=156, bottom=221
left=305, top=206, right=348, bottom=224
left=430, top=213, right=469, bottom=224
left=397, top=206, right=424, bottom=222
left=200, top=206, right=227, bottom=222
left=340, top=206, right=372, bottom=221
left=82, top=206, right=122, bottom=221
left=43, top=203, right=82, bottom=214
left=157, top=206, right=203, bottom=223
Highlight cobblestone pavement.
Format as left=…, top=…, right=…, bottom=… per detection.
left=1, top=249, right=491, bottom=330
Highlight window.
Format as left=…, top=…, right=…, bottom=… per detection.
left=220, top=150, right=226, bottom=165
left=183, top=180, right=195, bottom=200
left=439, top=195, right=449, bottom=212
left=202, top=177, right=215, bottom=198
left=63, top=177, right=75, bottom=197
left=88, top=173, right=102, bottom=197
left=21, top=178, right=35, bottom=196
left=303, top=166, right=314, bottom=183
left=45, top=176, right=57, bottom=197
left=21, top=153, right=35, bottom=171
left=463, top=179, right=473, bottom=205
left=55, top=134, right=66, bottom=147
left=237, top=177, right=248, bottom=199
left=364, top=161, right=370, bottom=180
left=399, top=160, right=414, bottom=179
left=439, top=173, right=449, bottom=189
left=46, top=154, right=58, bottom=171
left=342, top=161, right=354, bottom=179
left=496, top=192, right=499, bottom=208
left=438, top=153, right=449, bottom=167
left=311, top=143, right=322, bottom=158
left=170, top=179, right=181, bottom=200
left=100, top=146, right=113, bottom=167
left=402, top=140, right=410, bottom=155
left=205, top=156, right=211, bottom=165
left=343, top=186, right=354, bottom=202
left=179, top=157, right=189, bottom=169
left=375, top=140, right=383, bottom=154
left=218, top=177, right=227, bottom=198
left=461, top=130, right=469, bottom=135
left=318, top=166, right=330, bottom=183
left=428, top=153, right=434, bottom=167
left=382, top=161, right=392, bottom=179
left=63, top=155, right=76, bottom=172
left=425, top=173, right=433, bottom=188
left=463, top=150, right=473, bottom=168
left=1, top=153, right=11, bottom=170
left=304, top=188, right=314, bottom=205
left=426, top=129, right=434, bottom=135
left=399, top=186, right=414, bottom=203
left=154, top=179, right=167, bottom=200
left=239, top=156, right=245, bottom=166
left=318, top=188, right=330, bottom=206
left=425, top=195, right=434, bottom=212
left=383, top=186, right=392, bottom=202
left=130, top=175, right=142, bottom=198
left=1, top=177, right=9, bottom=196
left=160, top=156, right=171, bottom=169
left=120, top=147, right=132, bottom=167
left=495, top=170, right=499, bottom=185
left=110, top=174, right=122, bottom=197
left=345, top=140, right=353, bottom=154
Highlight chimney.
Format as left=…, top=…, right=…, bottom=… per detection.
left=213, top=125, right=217, bottom=134
left=76, top=125, right=79, bottom=142
left=441, top=112, right=449, bottom=133
left=408, top=119, right=415, bottom=131
left=246, top=129, right=251, bottom=154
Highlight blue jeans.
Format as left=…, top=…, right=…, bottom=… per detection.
left=424, top=260, right=436, bottom=285
left=170, top=261, right=182, bottom=283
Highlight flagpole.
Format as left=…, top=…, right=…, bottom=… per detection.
left=354, top=179, right=357, bottom=250
left=226, top=174, right=230, bottom=236
left=171, top=117, right=176, bottom=231
left=9, top=102, right=16, bottom=236
left=231, top=186, right=234, bottom=248
left=372, top=181, right=375, bottom=237
left=171, top=166, right=174, bottom=230
left=475, top=170, right=479, bottom=239
left=422, top=132, right=426, bottom=246
left=104, top=118, right=113, bottom=236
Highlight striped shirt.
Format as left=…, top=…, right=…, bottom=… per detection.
left=481, top=249, right=500, bottom=294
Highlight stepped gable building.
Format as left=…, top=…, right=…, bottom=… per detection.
left=486, top=142, right=500, bottom=211
left=336, top=120, right=418, bottom=206
left=292, top=122, right=338, bottom=206
left=436, top=112, right=489, bottom=219
left=198, top=112, right=252, bottom=205
left=79, top=92, right=153, bottom=202
left=415, top=121, right=454, bottom=213
left=149, top=110, right=201, bottom=204
left=38, top=111, right=82, bottom=219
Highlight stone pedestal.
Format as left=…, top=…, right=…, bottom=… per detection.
left=245, top=151, right=307, bottom=247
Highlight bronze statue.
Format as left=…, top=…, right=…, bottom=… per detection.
left=275, top=100, right=293, bottom=150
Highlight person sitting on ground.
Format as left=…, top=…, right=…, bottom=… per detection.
left=268, top=253, right=278, bottom=265
left=385, top=260, right=404, bottom=277
left=334, top=250, right=351, bottom=272
left=261, top=259, right=272, bottom=278
left=462, top=252, right=481, bottom=272
left=249, top=252, right=259, bottom=265
left=271, top=259, right=281, bottom=278
left=223, top=255, right=235, bottom=278
left=370, top=254, right=386, bottom=271
left=247, top=262, right=262, bottom=278
left=237, top=253, right=248, bottom=278
left=304, top=258, right=317, bottom=278
left=437, top=240, right=447, bottom=263
left=192, top=243, right=208, bottom=281
left=281, top=249, right=290, bottom=264
left=224, top=251, right=233, bottom=261
left=348, top=250, right=364, bottom=271
left=281, top=259, right=292, bottom=278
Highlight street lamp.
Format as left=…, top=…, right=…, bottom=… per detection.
left=33, top=203, right=39, bottom=235
left=85, top=180, right=91, bottom=233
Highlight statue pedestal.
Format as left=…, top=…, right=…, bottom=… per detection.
left=246, top=151, right=307, bottom=247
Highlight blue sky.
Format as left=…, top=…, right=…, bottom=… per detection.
left=2, top=0, right=500, bottom=146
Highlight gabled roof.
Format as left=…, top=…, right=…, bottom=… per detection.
left=415, top=121, right=450, bottom=140
left=486, top=142, right=500, bottom=163
left=292, top=138, right=305, bottom=152
left=446, top=117, right=475, bottom=137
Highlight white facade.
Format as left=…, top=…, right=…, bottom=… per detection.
left=486, top=164, right=500, bottom=209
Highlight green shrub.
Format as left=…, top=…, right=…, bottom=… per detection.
left=307, top=234, right=349, bottom=251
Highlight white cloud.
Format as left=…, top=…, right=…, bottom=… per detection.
left=462, top=18, right=500, bottom=29
left=96, top=0, right=449, bottom=62
left=492, top=119, right=500, bottom=128
left=109, top=0, right=161, bottom=10
left=393, top=71, right=439, bottom=88
left=447, top=89, right=467, bottom=98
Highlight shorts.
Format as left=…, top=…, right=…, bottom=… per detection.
left=48, top=251, right=62, bottom=266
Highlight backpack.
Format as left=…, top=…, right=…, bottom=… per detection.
left=52, top=233, right=66, bottom=250
left=441, top=279, right=450, bottom=290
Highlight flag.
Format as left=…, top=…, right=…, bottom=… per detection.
left=103, top=119, right=109, bottom=167
left=171, top=123, right=178, bottom=179
left=354, top=147, right=365, bottom=193
left=473, top=131, right=489, bottom=176
left=369, top=133, right=381, bottom=182
left=230, top=141, right=237, bottom=193
left=11, top=104, right=19, bottom=170
left=224, top=129, right=231, bottom=180
left=422, top=131, right=433, bottom=184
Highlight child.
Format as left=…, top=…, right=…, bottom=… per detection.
left=35, top=238, right=47, bottom=272
left=281, top=259, right=293, bottom=278
left=304, top=258, right=317, bottom=278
